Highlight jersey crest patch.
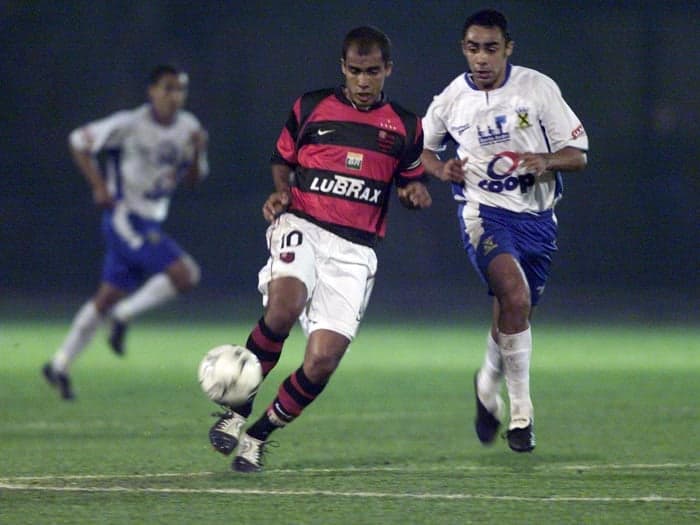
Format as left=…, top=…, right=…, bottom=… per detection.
left=377, top=129, right=398, bottom=153
left=481, top=235, right=498, bottom=256
left=280, top=252, right=295, bottom=263
left=516, top=108, right=531, bottom=129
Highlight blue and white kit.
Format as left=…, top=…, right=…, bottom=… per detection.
left=69, top=104, right=209, bottom=290
left=423, top=64, right=588, bottom=303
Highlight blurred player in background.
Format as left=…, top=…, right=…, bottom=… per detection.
left=208, top=26, right=431, bottom=472
left=43, top=64, right=209, bottom=400
left=421, top=9, right=588, bottom=452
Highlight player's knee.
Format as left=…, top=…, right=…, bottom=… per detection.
left=501, top=288, right=531, bottom=321
left=265, top=278, right=307, bottom=331
left=304, top=350, right=341, bottom=384
left=265, top=300, right=303, bottom=334
left=173, top=255, right=200, bottom=292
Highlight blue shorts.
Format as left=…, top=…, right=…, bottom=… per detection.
left=101, top=210, right=183, bottom=292
left=458, top=203, right=558, bottom=306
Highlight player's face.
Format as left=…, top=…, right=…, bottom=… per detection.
left=462, top=25, right=513, bottom=91
left=341, top=44, right=392, bottom=110
left=148, top=73, right=188, bottom=123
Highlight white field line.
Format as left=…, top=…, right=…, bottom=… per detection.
left=0, top=463, right=697, bottom=503
left=1, top=462, right=698, bottom=482
left=0, top=482, right=695, bottom=503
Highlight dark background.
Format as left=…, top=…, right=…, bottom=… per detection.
left=1, top=1, right=698, bottom=324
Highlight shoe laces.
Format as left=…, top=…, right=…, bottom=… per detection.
left=211, top=407, right=234, bottom=420
left=241, top=437, right=278, bottom=467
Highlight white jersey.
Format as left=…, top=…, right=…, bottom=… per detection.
left=423, top=64, right=588, bottom=213
left=69, top=104, right=209, bottom=222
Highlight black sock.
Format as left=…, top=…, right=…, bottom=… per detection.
left=246, top=412, right=280, bottom=441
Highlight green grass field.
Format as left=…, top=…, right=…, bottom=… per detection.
left=1, top=320, right=698, bottom=524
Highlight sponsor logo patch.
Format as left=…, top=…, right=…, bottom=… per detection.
left=346, top=152, right=363, bottom=170
left=309, top=174, right=382, bottom=204
left=571, top=124, right=585, bottom=139
left=477, top=115, right=509, bottom=146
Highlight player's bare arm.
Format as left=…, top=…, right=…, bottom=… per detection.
left=262, top=164, right=293, bottom=222
left=182, top=129, right=209, bottom=186
left=397, top=181, right=432, bottom=209
left=420, top=149, right=469, bottom=183
left=518, top=146, right=587, bottom=176
left=70, top=145, right=113, bottom=209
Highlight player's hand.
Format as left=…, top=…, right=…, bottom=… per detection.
left=92, top=184, right=114, bottom=209
left=262, top=190, right=291, bottom=222
left=190, top=129, right=209, bottom=153
left=518, top=152, right=550, bottom=177
left=397, top=182, right=432, bottom=209
left=437, top=157, right=469, bottom=183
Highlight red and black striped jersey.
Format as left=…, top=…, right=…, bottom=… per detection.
left=271, top=87, right=426, bottom=247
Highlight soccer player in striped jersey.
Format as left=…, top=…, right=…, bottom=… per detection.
left=421, top=10, right=589, bottom=452
left=208, top=26, right=431, bottom=472
left=42, top=65, right=209, bottom=400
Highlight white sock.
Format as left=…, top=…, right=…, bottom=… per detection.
left=52, top=301, right=103, bottom=373
left=111, top=273, right=177, bottom=323
left=500, top=327, right=534, bottom=429
left=477, top=331, right=503, bottom=408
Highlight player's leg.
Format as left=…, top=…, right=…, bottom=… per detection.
left=108, top=245, right=199, bottom=355
left=460, top=205, right=509, bottom=443
left=43, top=283, right=126, bottom=399
left=210, top=215, right=313, bottom=456
left=487, top=253, right=535, bottom=451
left=473, top=303, right=506, bottom=444
left=232, top=225, right=376, bottom=472
left=209, top=276, right=305, bottom=455
left=234, top=329, right=349, bottom=473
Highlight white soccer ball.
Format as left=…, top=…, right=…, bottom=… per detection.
left=198, top=344, right=262, bottom=406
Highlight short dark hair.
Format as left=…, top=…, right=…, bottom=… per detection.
left=342, top=26, right=392, bottom=64
left=462, top=9, right=511, bottom=43
left=148, top=64, right=182, bottom=86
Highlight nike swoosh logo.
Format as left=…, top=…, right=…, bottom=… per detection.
left=317, top=129, right=335, bottom=136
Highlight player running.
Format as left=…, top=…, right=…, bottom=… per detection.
left=43, top=65, right=208, bottom=400
left=421, top=9, right=588, bottom=452
left=208, top=26, right=431, bottom=472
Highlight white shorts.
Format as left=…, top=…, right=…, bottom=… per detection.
left=257, top=213, right=377, bottom=341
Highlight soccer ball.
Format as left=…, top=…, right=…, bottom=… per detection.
left=198, top=344, right=262, bottom=406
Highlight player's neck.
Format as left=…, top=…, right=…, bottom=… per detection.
left=150, top=106, right=177, bottom=126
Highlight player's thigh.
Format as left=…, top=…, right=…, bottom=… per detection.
left=257, top=214, right=318, bottom=302
left=303, top=237, right=377, bottom=341
left=460, top=208, right=519, bottom=287
left=516, top=218, right=557, bottom=306
left=139, top=232, right=184, bottom=276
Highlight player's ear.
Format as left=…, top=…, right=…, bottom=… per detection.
left=505, top=40, right=514, bottom=58
left=340, top=58, right=346, bottom=75
left=384, top=60, right=393, bottom=77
